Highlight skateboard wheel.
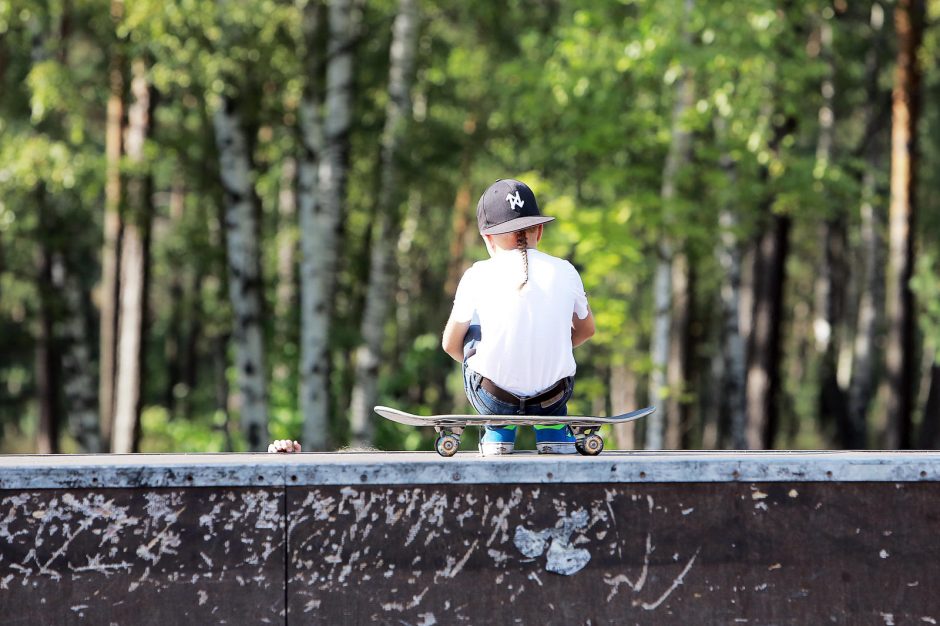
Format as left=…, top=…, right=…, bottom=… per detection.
left=579, top=435, right=603, bottom=456
left=436, top=435, right=459, bottom=457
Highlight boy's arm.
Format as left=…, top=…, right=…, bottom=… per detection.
left=442, top=314, right=472, bottom=362
left=571, top=306, right=595, bottom=347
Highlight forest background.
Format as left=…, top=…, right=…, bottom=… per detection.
left=1, top=0, right=938, bottom=454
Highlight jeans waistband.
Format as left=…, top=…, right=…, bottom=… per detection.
left=479, top=376, right=568, bottom=408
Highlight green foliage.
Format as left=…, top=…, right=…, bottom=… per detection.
left=1, top=0, right=939, bottom=452
left=139, top=406, right=245, bottom=453
left=912, top=255, right=940, bottom=362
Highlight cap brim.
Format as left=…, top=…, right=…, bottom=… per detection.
left=480, top=216, right=554, bottom=236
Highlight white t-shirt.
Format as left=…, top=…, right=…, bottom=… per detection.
left=452, top=248, right=589, bottom=396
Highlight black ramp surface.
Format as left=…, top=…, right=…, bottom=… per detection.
left=285, top=482, right=940, bottom=625
left=0, top=487, right=285, bottom=624
left=1, top=452, right=939, bottom=625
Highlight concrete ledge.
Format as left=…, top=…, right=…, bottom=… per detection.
left=1, top=450, right=939, bottom=489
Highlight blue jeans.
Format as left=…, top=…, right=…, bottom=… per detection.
left=462, top=325, right=573, bottom=417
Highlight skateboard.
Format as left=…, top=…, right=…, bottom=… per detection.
left=373, top=405, right=655, bottom=457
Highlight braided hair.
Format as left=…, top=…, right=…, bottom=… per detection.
left=516, top=229, right=529, bottom=290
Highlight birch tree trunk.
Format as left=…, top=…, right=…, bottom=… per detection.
left=847, top=2, right=887, bottom=449
left=297, top=0, right=328, bottom=449
left=273, top=157, right=298, bottom=389
left=714, top=128, right=747, bottom=450
left=276, top=157, right=298, bottom=330
left=646, top=0, right=694, bottom=450
left=883, top=0, right=924, bottom=449
left=112, top=58, right=152, bottom=453
left=99, top=0, right=125, bottom=450
left=213, top=94, right=269, bottom=451
left=300, top=0, right=362, bottom=449
left=111, top=221, right=147, bottom=453
left=349, top=0, right=419, bottom=447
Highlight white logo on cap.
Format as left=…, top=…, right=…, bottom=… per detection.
left=506, top=191, right=524, bottom=211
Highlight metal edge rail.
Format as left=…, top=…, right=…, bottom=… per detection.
left=1, top=450, right=939, bottom=489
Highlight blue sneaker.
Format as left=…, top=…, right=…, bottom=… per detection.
left=479, top=425, right=516, bottom=456
left=535, top=425, right=577, bottom=454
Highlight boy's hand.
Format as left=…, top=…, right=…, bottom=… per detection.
left=267, top=440, right=302, bottom=453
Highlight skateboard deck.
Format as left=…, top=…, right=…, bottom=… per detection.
left=374, top=405, right=655, bottom=457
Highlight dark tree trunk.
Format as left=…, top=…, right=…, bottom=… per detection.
left=444, top=114, right=483, bottom=298
left=746, top=214, right=791, bottom=450
left=56, top=254, right=102, bottom=453
left=180, top=272, right=203, bottom=420
left=819, top=216, right=850, bottom=445
left=214, top=334, right=235, bottom=452
left=883, top=0, right=924, bottom=449
left=812, top=12, right=850, bottom=447
left=35, top=188, right=61, bottom=454
left=164, top=179, right=185, bottom=415
left=666, top=254, right=694, bottom=449
left=920, top=364, right=940, bottom=449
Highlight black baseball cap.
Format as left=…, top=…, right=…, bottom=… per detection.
left=476, top=179, right=555, bottom=236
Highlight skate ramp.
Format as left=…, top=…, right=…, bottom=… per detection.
left=1, top=451, right=938, bottom=624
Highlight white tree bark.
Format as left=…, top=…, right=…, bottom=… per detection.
left=713, top=117, right=747, bottom=450
left=213, top=94, right=269, bottom=451
left=111, top=223, right=145, bottom=453
left=646, top=0, right=694, bottom=450
left=300, top=0, right=362, bottom=449
left=276, top=157, right=298, bottom=328
left=112, top=58, right=151, bottom=454
left=297, top=0, right=327, bottom=450
left=647, top=250, right=672, bottom=450
left=349, top=0, right=419, bottom=447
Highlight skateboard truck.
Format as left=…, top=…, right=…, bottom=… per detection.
left=433, top=426, right=463, bottom=457
left=571, top=426, right=604, bottom=456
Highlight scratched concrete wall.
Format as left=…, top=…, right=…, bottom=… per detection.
left=2, top=480, right=939, bottom=624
